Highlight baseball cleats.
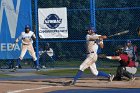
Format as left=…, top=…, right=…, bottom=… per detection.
left=109, top=74, right=114, bottom=82
left=63, top=80, right=75, bottom=86
left=36, top=69, right=40, bottom=71
left=42, top=65, right=46, bottom=69
left=10, top=66, right=18, bottom=72
left=129, top=76, right=136, bottom=81
left=36, top=66, right=40, bottom=71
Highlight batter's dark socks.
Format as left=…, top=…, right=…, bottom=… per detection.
left=16, top=58, right=21, bottom=67
left=35, top=61, right=39, bottom=67
left=97, top=71, right=110, bottom=77
left=73, top=70, right=83, bottom=84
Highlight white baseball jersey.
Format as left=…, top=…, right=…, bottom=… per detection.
left=86, top=33, right=102, bottom=54
left=125, top=46, right=134, bottom=58
left=16, top=31, right=36, bottom=45
left=15, top=31, right=37, bottom=61
left=47, top=48, right=54, bottom=57
left=80, top=33, right=103, bottom=75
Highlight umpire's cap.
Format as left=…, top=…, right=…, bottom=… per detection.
left=25, top=25, right=30, bottom=29
left=127, top=40, right=132, bottom=43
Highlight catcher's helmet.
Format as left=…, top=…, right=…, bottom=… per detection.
left=116, top=45, right=127, bottom=54
left=25, top=25, right=30, bottom=29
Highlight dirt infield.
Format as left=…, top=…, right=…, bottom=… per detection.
left=0, top=77, right=140, bottom=93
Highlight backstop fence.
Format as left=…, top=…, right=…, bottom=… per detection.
left=1, top=0, right=140, bottom=69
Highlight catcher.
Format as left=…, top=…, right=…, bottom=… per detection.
left=106, top=46, right=138, bottom=81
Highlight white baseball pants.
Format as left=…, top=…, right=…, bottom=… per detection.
left=80, top=53, right=99, bottom=76
left=19, top=44, right=37, bottom=61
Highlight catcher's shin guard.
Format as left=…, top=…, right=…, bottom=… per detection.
left=123, top=70, right=132, bottom=79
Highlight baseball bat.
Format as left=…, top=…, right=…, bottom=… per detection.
left=108, top=30, right=129, bottom=38
left=98, top=54, right=107, bottom=58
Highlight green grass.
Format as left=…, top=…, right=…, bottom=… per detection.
left=48, top=60, right=82, bottom=67
left=0, top=74, right=13, bottom=78
left=36, top=68, right=117, bottom=76
left=44, top=58, right=124, bottom=68
left=36, top=67, right=140, bottom=76
left=36, top=69, right=79, bottom=76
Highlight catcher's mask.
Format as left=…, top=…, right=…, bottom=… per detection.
left=116, top=46, right=125, bottom=54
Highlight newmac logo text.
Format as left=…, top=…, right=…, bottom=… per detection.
left=44, top=14, right=62, bottom=29
left=0, top=0, right=21, bottom=38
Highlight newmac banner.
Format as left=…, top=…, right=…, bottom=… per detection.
left=0, top=0, right=32, bottom=59
left=38, top=7, right=68, bottom=38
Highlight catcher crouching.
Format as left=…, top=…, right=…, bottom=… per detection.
left=106, top=46, right=138, bottom=81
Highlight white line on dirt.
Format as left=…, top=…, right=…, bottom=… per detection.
left=7, top=86, right=63, bottom=93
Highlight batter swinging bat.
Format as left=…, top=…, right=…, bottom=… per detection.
left=108, top=30, right=129, bottom=38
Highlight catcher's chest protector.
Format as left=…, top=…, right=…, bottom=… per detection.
left=120, top=54, right=129, bottom=63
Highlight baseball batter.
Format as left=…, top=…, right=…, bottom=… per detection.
left=13, top=25, right=39, bottom=71
left=64, top=27, right=114, bottom=85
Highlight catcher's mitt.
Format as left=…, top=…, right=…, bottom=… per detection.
left=98, top=54, right=106, bottom=58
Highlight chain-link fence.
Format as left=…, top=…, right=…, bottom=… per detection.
left=32, top=0, right=91, bottom=69
left=95, top=0, right=140, bottom=67
left=1, top=0, right=140, bottom=69
left=31, top=0, right=140, bottom=69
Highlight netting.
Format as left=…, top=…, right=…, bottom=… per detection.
left=1, top=0, right=140, bottom=70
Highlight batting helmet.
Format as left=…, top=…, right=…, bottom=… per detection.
left=25, top=25, right=30, bottom=29
left=86, top=27, right=96, bottom=32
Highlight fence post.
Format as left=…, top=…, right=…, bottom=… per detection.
left=34, top=0, right=39, bottom=67
left=90, top=0, right=96, bottom=28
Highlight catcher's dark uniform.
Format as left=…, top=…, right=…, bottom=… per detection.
left=114, top=53, right=136, bottom=80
